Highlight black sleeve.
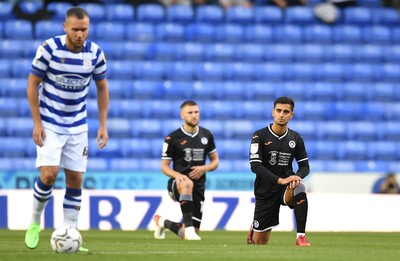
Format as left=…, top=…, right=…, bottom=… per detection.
left=294, top=135, right=310, bottom=179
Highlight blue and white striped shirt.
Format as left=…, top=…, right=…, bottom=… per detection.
left=30, top=35, right=107, bottom=135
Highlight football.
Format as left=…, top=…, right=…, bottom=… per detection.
left=50, top=226, right=82, bottom=253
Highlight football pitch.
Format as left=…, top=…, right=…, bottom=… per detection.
left=0, top=230, right=399, bottom=261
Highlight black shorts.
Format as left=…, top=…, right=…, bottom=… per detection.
left=252, top=186, right=289, bottom=232
left=167, top=178, right=205, bottom=229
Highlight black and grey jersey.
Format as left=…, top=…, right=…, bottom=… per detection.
left=162, top=126, right=217, bottom=187
left=249, top=124, right=309, bottom=197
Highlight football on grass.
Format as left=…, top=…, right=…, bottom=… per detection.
left=50, top=226, right=82, bottom=253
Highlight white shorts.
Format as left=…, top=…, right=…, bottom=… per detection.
left=36, top=129, right=88, bottom=172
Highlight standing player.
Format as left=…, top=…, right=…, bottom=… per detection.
left=247, top=97, right=311, bottom=246
left=24, top=7, right=109, bottom=252
left=153, top=100, right=219, bottom=240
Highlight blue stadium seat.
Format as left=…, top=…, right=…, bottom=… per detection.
left=282, top=82, right=309, bottom=100
left=10, top=59, right=31, bottom=78
left=315, top=63, right=345, bottom=82
left=0, top=1, right=15, bottom=21
left=139, top=158, right=162, bottom=171
left=200, top=119, right=224, bottom=139
left=105, top=3, right=134, bottom=22
left=244, top=24, right=273, bottom=43
left=294, top=44, right=325, bottom=63
left=9, top=157, right=36, bottom=171
left=244, top=82, right=277, bottom=101
left=124, top=80, right=160, bottom=99
left=136, top=4, right=165, bottom=23
left=313, top=141, right=337, bottom=160
left=78, top=3, right=106, bottom=23
left=383, top=46, right=400, bottom=63
left=273, top=25, right=303, bottom=43
left=331, top=101, right=363, bottom=121
left=224, top=120, right=254, bottom=139
left=0, top=158, right=14, bottom=171
left=364, top=101, right=387, bottom=121
left=353, top=44, right=383, bottom=63
left=218, top=139, right=248, bottom=159
left=253, top=63, right=285, bottom=81
left=0, top=40, right=23, bottom=59
left=87, top=118, right=100, bottom=138
left=160, top=119, right=183, bottom=137
left=234, top=43, right=265, bottom=63
left=379, top=63, right=400, bottom=82
left=130, top=119, right=163, bottom=138
left=205, top=43, right=236, bottom=62
left=346, top=121, right=378, bottom=141
left=332, top=25, right=362, bottom=44
left=109, top=158, right=140, bottom=171
left=134, top=61, right=165, bottom=80
left=343, top=7, right=372, bottom=25
left=391, top=28, right=400, bottom=43
left=35, top=20, right=65, bottom=40
left=325, top=161, right=356, bottom=172
left=317, top=121, right=346, bottom=141
left=382, top=122, right=400, bottom=140
left=337, top=141, right=368, bottom=160
left=150, top=42, right=175, bottom=61
left=195, top=5, right=224, bottom=23
left=161, top=81, right=193, bottom=99
left=345, top=63, right=376, bottom=82
left=220, top=82, right=247, bottom=100
left=174, top=42, right=205, bottom=61
left=300, top=101, right=333, bottom=120
left=191, top=81, right=220, bottom=101
left=97, top=41, right=123, bottom=60
left=155, top=23, right=185, bottom=42
left=254, top=6, right=282, bottom=24
left=165, top=61, right=196, bottom=80
left=120, top=138, right=153, bottom=158
left=370, top=83, right=397, bottom=102
left=265, top=44, right=295, bottom=63
left=303, top=25, right=332, bottom=44
left=202, top=100, right=235, bottom=120
left=285, top=6, right=316, bottom=25
left=372, top=7, right=400, bottom=26
left=18, top=1, right=43, bottom=15
left=367, top=141, right=398, bottom=161
left=362, top=26, right=391, bottom=44
left=356, top=161, right=389, bottom=172
left=121, top=42, right=150, bottom=60
left=357, top=0, right=381, bottom=7
left=0, top=60, right=11, bottom=77
left=87, top=157, right=109, bottom=171
left=126, top=23, right=155, bottom=42
left=166, top=5, right=194, bottom=23
left=195, top=62, right=225, bottom=81
left=308, top=82, right=338, bottom=101
left=5, top=117, right=33, bottom=137
left=216, top=159, right=233, bottom=172
left=108, top=118, right=131, bottom=138
left=324, top=44, right=354, bottom=63
left=0, top=137, right=28, bottom=157
left=150, top=138, right=164, bottom=158
left=143, top=100, right=177, bottom=119
left=225, top=7, right=255, bottom=24
left=107, top=60, right=137, bottom=80
left=4, top=20, right=33, bottom=39
left=46, top=2, right=73, bottom=21
left=185, top=23, right=215, bottom=42
left=388, top=161, right=400, bottom=173
left=308, top=160, right=325, bottom=172
left=233, top=101, right=267, bottom=120
left=94, top=22, right=125, bottom=41
left=226, top=62, right=255, bottom=81
left=287, top=64, right=316, bottom=82
left=112, top=99, right=144, bottom=119
left=215, top=24, right=245, bottom=43
left=22, top=39, right=42, bottom=58
left=232, top=160, right=250, bottom=172
left=289, top=121, right=316, bottom=141
left=384, top=103, right=400, bottom=120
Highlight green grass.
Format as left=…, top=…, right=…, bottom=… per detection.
left=0, top=230, right=399, bottom=261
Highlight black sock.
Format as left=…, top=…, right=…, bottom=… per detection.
left=180, top=200, right=194, bottom=227
left=293, top=192, right=308, bottom=233
left=164, top=220, right=182, bottom=236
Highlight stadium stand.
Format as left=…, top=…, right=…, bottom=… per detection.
left=0, top=2, right=398, bottom=172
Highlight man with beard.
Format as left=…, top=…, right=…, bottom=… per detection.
left=153, top=100, right=219, bottom=240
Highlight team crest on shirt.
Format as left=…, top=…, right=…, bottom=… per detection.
left=268, top=151, right=278, bottom=165
left=289, top=140, right=296, bottom=148
left=201, top=137, right=208, bottom=145
left=84, top=59, right=92, bottom=67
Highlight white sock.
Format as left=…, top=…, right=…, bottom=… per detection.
left=297, top=233, right=306, bottom=239
left=31, top=197, right=49, bottom=224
